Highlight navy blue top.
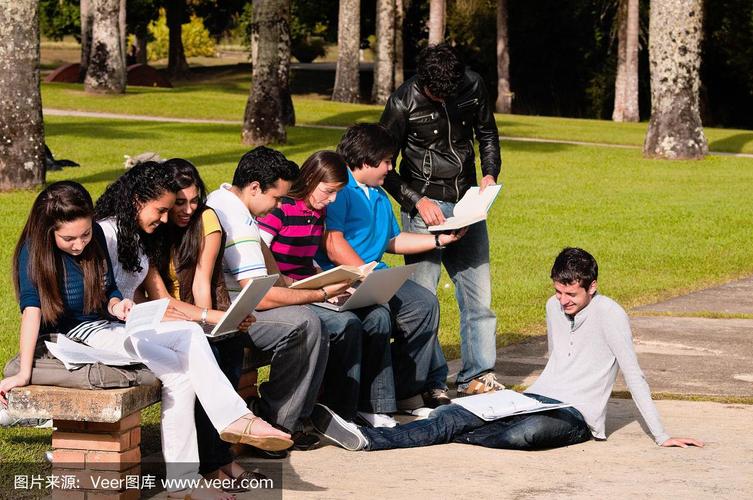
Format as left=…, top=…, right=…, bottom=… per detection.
left=18, top=222, right=122, bottom=334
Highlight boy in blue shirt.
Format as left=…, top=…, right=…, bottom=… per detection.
left=319, top=123, right=465, bottom=410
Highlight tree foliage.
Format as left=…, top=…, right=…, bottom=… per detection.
left=40, top=0, right=80, bottom=41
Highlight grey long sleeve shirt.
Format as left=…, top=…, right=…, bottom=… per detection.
left=527, top=294, right=670, bottom=445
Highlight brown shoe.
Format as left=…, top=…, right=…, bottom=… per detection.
left=456, top=373, right=505, bottom=397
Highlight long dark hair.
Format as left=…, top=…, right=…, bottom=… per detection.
left=13, top=181, right=108, bottom=325
left=158, top=158, right=208, bottom=292
left=94, top=161, right=178, bottom=273
left=287, top=150, right=348, bottom=201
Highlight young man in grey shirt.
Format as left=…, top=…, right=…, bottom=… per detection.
left=312, top=247, right=703, bottom=451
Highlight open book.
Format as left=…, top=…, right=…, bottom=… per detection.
left=288, top=262, right=378, bottom=290
left=427, top=184, right=502, bottom=232
left=452, top=389, right=571, bottom=421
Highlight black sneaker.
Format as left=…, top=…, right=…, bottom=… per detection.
left=422, top=388, right=452, bottom=408
left=311, top=404, right=368, bottom=451
left=291, top=431, right=320, bottom=451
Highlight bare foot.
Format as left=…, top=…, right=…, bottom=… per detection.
left=223, top=413, right=290, bottom=440
left=219, top=413, right=293, bottom=451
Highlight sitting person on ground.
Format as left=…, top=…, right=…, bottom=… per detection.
left=207, top=146, right=341, bottom=454
left=137, top=158, right=264, bottom=491
left=0, top=181, right=290, bottom=500
left=317, top=123, right=466, bottom=411
left=311, top=247, right=704, bottom=452
left=257, top=150, right=397, bottom=428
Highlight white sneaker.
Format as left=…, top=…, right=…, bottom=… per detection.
left=357, top=411, right=398, bottom=428
left=311, top=404, right=368, bottom=451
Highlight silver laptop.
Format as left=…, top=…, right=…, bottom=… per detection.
left=205, top=274, right=278, bottom=339
left=313, top=264, right=418, bottom=312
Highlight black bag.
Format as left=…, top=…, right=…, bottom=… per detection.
left=3, top=334, right=157, bottom=389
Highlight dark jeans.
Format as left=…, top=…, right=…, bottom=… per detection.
left=310, top=304, right=395, bottom=420
left=195, top=333, right=246, bottom=475
left=387, top=280, right=449, bottom=399
left=362, top=394, right=592, bottom=451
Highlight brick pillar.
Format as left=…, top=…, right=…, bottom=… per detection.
left=50, top=412, right=141, bottom=500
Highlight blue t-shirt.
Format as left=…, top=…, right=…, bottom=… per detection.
left=316, top=169, right=401, bottom=270
left=18, top=222, right=122, bottom=334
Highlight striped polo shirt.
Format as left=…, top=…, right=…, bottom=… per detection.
left=257, top=197, right=323, bottom=280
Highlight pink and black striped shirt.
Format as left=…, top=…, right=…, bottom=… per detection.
left=257, top=197, right=323, bottom=281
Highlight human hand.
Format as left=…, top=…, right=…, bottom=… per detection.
left=660, top=437, right=704, bottom=448
left=416, top=197, right=445, bottom=226
left=323, top=280, right=354, bottom=299
left=110, top=299, right=133, bottom=321
left=438, top=227, right=468, bottom=246
left=237, top=314, right=256, bottom=332
left=479, top=175, right=496, bottom=192
left=162, top=304, right=191, bottom=322
left=0, top=374, right=29, bottom=407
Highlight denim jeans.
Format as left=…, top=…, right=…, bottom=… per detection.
left=363, top=394, right=591, bottom=451
left=387, top=279, right=449, bottom=399
left=195, top=333, right=246, bottom=475
left=402, top=202, right=497, bottom=386
left=308, top=304, right=395, bottom=420
left=245, top=305, right=329, bottom=432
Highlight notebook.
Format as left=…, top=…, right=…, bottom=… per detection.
left=204, top=274, right=278, bottom=338
left=312, top=264, right=418, bottom=312
left=427, top=184, right=502, bottom=232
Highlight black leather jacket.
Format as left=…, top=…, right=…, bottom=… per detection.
left=380, top=69, right=501, bottom=212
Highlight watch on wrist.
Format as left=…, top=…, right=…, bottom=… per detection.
left=435, top=233, right=446, bottom=249
left=199, top=308, right=208, bottom=326
left=321, top=288, right=329, bottom=301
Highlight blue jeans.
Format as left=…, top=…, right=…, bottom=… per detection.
left=402, top=202, right=497, bottom=386
left=388, top=280, right=448, bottom=399
left=362, top=394, right=591, bottom=451
left=195, top=333, right=246, bottom=475
left=309, top=304, right=395, bottom=420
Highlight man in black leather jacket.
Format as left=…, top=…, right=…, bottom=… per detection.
left=380, top=43, right=503, bottom=397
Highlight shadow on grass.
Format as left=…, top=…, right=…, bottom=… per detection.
left=709, top=133, right=753, bottom=154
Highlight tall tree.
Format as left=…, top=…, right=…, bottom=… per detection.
left=165, top=0, right=189, bottom=78
left=372, top=0, right=395, bottom=104
left=85, top=0, right=127, bottom=94
left=613, top=0, right=639, bottom=122
left=428, top=0, right=445, bottom=44
left=643, top=0, right=707, bottom=159
left=278, top=0, right=295, bottom=126
left=332, top=0, right=360, bottom=103
left=0, top=0, right=45, bottom=190
left=495, top=0, right=511, bottom=113
left=393, top=0, right=406, bottom=87
left=80, top=0, right=94, bottom=80
left=242, top=0, right=290, bottom=145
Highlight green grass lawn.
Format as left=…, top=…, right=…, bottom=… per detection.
left=3, top=105, right=753, bottom=463
left=41, top=82, right=753, bottom=154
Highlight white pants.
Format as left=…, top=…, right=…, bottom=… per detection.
left=86, top=321, right=249, bottom=488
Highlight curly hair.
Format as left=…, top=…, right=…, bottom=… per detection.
left=337, top=123, right=396, bottom=170
left=94, top=161, right=179, bottom=273
left=232, top=146, right=299, bottom=191
left=417, top=43, right=465, bottom=100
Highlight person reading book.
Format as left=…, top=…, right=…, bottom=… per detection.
left=380, top=43, right=503, bottom=397
left=0, top=181, right=291, bottom=500
left=257, top=150, right=399, bottom=428
left=317, top=123, right=466, bottom=411
left=311, top=247, right=704, bottom=453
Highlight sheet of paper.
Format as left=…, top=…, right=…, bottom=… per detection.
left=125, top=299, right=169, bottom=336
left=46, top=335, right=140, bottom=370
left=428, top=184, right=502, bottom=232
left=452, top=389, right=571, bottom=421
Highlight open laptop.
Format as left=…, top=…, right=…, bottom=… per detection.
left=312, top=264, right=418, bottom=312
left=204, top=274, right=278, bottom=339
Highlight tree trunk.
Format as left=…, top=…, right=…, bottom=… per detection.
left=0, top=0, right=45, bottom=190
left=495, top=0, right=512, bottom=113
left=85, top=0, right=126, bottom=94
left=80, top=0, right=93, bottom=81
left=428, top=0, right=445, bottom=45
left=242, top=0, right=288, bottom=145
left=332, top=0, right=361, bottom=103
left=371, top=0, right=395, bottom=104
left=166, top=0, right=189, bottom=78
left=643, top=0, right=707, bottom=159
left=119, top=0, right=127, bottom=69
left=613, top=0, right=639, bottom=122
left=393, top=0, right=406, bottom=87
left=135, top=34, right=148, bottom=65
left=277, top=0, right=295, bottom=126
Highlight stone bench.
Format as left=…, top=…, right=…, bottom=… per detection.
left=7, top=351, right=259, bottom=499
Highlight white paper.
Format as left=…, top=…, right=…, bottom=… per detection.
left=428, top=184, right=502, bottom=232
left=46, top=335, right=140, bottom=370
left=125, top=299, right=169, bottom=336
left=452, top=389, right=571, bottom=421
